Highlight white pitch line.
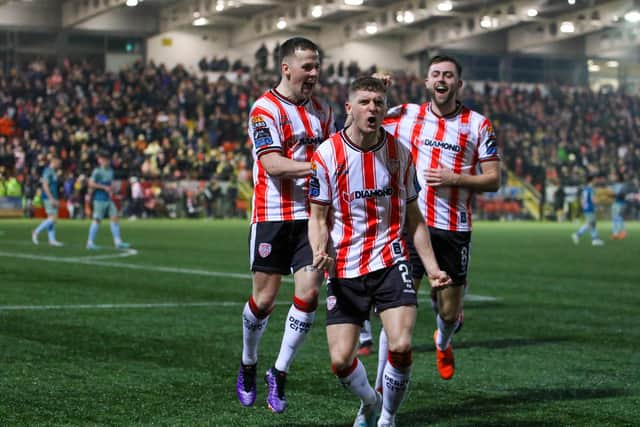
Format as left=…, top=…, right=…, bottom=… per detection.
left=72, top=248, right=139, bottom=261
left=0, top=250, right=288, bottom=282
left=0, top=301, right=259, bottom=311
left=0, top=250, right=498, bottom=305
left=0, top=295, right=496, bottom=312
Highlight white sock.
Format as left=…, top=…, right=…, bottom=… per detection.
left=359, top=319, right=373, bottom=344
left=380, top=362, right=411, bottom=423
left=337, top=359, right=377, bottom=406
left=274, top=304, right=315, bottom=372
left=241, top=301, right=269, bottom=365
left=374, top=327, right=388, bottom=391
left=436, top=314, right=459, bottom=351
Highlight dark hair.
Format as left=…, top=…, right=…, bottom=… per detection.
left=97, top=149, right=110, bottom=159
left=278, top=37, right=319, bottom=64
left=349, top=76, right=387, bottom=97
left=428, top=55, right=462, bottom=77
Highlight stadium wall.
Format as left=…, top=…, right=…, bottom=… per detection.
left=146, top=30, right=415, bottom=75
left=146, top=30, right=234, bottom=72
left=323, top=39, right=414, bottom=74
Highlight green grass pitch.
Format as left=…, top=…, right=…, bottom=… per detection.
left=0, top=219, right=639, bottom=426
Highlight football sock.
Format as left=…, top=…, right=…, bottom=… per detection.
left=374, top=327, right=388, bottom=391
left=241, top=296, right=271, bottom=365
left=274, top=296, right=316, bottom=373
left=576, top=224, right=589, bottom=237
left=436, top=314, right=459, bottom=351
left=34, top=218, right=53, bottom=236
left=333, top=358, right=377, bottom=406
left=110, top=221, right=122, bottom=244
left=47, top=221, right=56, bottom=242
left=380, top=351, right=412, bottom=424
left=88, top=221, right=99, bottom=244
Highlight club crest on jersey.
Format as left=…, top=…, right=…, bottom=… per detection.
left=258, top=243, right=272, bottom=258
left=459, top=123, right=470, bottom=135
left=326, top=295, right=337, bottom=311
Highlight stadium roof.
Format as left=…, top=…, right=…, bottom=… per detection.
left=1, top=0, right=639, bottom=59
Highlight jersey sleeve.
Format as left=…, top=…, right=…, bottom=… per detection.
left=477, top=119, right=501, bottom=163
left=382, top=104, right=406, bottom=136
left=90, top=168, right=99, bottom=183
left=309, top=151, right=331, bottom=205
left=249, top=107, right=282, bottom=159
left=405, top=156, right=419, bottom=203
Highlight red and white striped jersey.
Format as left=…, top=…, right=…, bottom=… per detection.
left=250, top=88, right=335, bottom=224
left=309, top=129, right=419, bottom=279
left=383, top=102, right=500, bottom=232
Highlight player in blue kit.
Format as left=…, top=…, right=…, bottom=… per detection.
left=572, top=175, right=604, bottom=246
left=86, top=150, right=131, bottom=250
left=32, top=156, right=64, bottom=246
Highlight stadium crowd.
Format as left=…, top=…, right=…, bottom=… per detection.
left=0, top=58, right=638, bottom=218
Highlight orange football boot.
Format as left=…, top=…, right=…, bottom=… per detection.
left=434, top=330, right=455, bottom=380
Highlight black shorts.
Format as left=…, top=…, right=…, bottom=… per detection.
left=407, top=227, right=471, bottom=285
left=249, top=220, right=313, bottom=275
left=325, top=261, right=418, bottom=327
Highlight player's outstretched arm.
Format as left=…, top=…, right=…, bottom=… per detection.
left=406, top=200, right=451, bottom=288
left=308, top=202, right=334, bottom=272
left=260, top=152, right=313, bottom=179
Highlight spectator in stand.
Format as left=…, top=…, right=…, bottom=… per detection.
left=0, top=58, right=637, bottom=221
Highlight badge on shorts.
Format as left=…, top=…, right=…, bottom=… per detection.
left=326, top=295, right=337, bottom=311
left=258, top=243, right=272, bottom=258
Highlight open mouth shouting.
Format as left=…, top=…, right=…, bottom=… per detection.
left=365, top=115, right=378, bottom=129
left=434, top=83, right=448, bottom=95
left=301, top=80, right=316, bottom=94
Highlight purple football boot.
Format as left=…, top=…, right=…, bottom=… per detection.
left=236, top=363, right=257, bottom=406
left=265, top=367, right=287, bottom=413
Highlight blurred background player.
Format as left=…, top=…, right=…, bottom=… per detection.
left=572, top=174, right=604, bottom=246
left=610, top=172, right=629, bottom=240
left=309, top=77, right=450, bottom=427
left=86, top=150, right=131, bottom=250
left=237, top=37, right=335, bottom=414
left=31, top=155, right=63, bottom=247
left=379, top=55, right=501, bottom=383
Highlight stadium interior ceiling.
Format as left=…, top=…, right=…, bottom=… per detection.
left=0, top=0, right=638, bottom=59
